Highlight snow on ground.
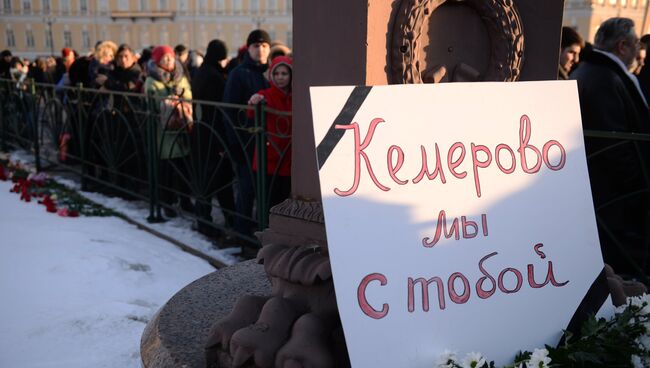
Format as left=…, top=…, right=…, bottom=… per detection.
left=0, top=178, right=217, bottom=368
left=8, top=150, right=241, bottom=267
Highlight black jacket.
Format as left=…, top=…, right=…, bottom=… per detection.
left=192, top=42, right=229, bottom=151
left=104, top=62, right=143, bottom=93
left=571, top=50, right=649, bottom=133
left=571, top=50, right=650, bottom=241
left=222, top=52, right=269, bottom=161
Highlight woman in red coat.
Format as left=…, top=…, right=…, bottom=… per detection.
left=248, top=56, right=292, bottom=209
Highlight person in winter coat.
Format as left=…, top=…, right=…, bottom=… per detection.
left=102, top=44, right=145, bottom=195
left=89, top=40, right=117, bottom=89
left=105, top=44, right=143, bottom=93
left=0, top=50, right=12, bottom=79
left=570, top=17, right=650, bottom=275
left=247, top=56, right=292, bottom=209
left=190, top=39, right=236, bottom=238
left=144, top=45, right=193, bottom=217
left=222, top=29, right=271, bottom=238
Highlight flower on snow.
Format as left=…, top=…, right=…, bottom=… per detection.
left=528, top=348, right=551, bottom=368
left=461, top=351, right=486, bottom=368
left=434, top=349, right=458, bottom=368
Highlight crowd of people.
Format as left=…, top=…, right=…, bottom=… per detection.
left=0, top=29, right=293, bottom=244
left=560, top=18, right=650, bottom=276
left=2, top=19, right=650, bottom=268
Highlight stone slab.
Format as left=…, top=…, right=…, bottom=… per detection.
left=141, top=260, right=271, bottom=368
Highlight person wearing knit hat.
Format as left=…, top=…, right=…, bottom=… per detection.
left=223, top=29, right=272, bottom=241
left=144, top=44, right=193, bottom=218
left=61, top=47, right=75, bottom=71
left=247, top=56, right=293, bottom=209
left=151, top=45, right=175, bottom=71
left=190, top=39, right=236, bottom=238
left=246, top=29, right=272, bottom=47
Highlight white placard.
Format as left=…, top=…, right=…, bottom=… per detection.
left=310, top=81, right=608, bottom=367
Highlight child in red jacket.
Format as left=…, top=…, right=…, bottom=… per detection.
left=248, top=56, right=293, bottom=209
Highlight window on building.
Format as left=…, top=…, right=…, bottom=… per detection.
left=198, top=25, right=207, bottom=48
left=285, top=0, right=291, bottom=13
left=64, top=30, right=72, bottom=47
left=23, top=0, right=31, bottom=13
left=140, top=0, right=147, bottom=10
left=82, top=30, right=90, bottom=48
left=160, top=26, right=169, bottom=45
left=215, top=0, right=225, bottom=12
left=80, top=0, right=87, bottom=13
left=118, top=0, right=128, bottom=11
left=233, top=0, right=242, bottom=13
left=609, top=0, right=616, bottom=5
left=98, top=0, right=108, bottom=14
left=42, top=0, right=50, bottom=13
left=268, top=30, right=276, bottom=40
left=159, top=0, right=168, bottom=10
left=26, top=29, right=35, bottom=48
left=6, top=29, right=15, bottom=47
left=286, top=30, right=292, bottom=48
left=198, top=0, right=207, bottom=12
left=621, top=0, right=627, bottom=6
left=267, top=0, right=276, bottom=13
left=140, top=26, right=149, bottom=46
left=3, top=0, right=12, bottom=12
left=61, top=0, right=70, bottom=14
left=44, top=29, right=52, bottom=49
left=250, top=0, right=259, bottom=13
left=178, top=0, right=188, bottom=14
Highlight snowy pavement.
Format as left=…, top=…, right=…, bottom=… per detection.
left=0, top=178, right=217, bottom=367
left=7, top=149, right=241, bottom=268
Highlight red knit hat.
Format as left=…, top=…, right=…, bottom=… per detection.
left=152, top=45, right=174, bottom=65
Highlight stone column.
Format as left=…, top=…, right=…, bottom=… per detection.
left=275, top=0, right=564, bottom=249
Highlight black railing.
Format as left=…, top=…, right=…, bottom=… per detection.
left=583, top=129, right=650, bottom=284
left=0, top=78, right=292, bottom=253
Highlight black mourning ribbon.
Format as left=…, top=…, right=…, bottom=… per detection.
left=559, top=267, right=610, bottom=346
left=316, top=86, right=373, bottom=171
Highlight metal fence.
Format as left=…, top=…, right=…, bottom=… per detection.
left=2, top=78, right=650, bottom=281
left=0, top=78, right=292, bottom=253
left=583, top=130, right=650, bottom=284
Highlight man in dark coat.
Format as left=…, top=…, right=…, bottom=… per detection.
left=570, top=17, right=650, bottom=275
left=222, top=29, right=271, bottom=241
left=0, top=50, right=12, bottom=79
left=191, top=39, right=236, bottom=238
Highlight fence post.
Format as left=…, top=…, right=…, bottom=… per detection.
left=0, top=81, right=6, bottom=152
left=29, top=79, right=41, bottom=172
left=146, top=95, right=163, bottom=222
left=77, top=83, right=88, bottom=191
left=254, top=100, right=268, bottom=231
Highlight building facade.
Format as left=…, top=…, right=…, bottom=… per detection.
left=0, top=0, right=292, bottom=58
left=563, top=0, right=650, bottom=42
